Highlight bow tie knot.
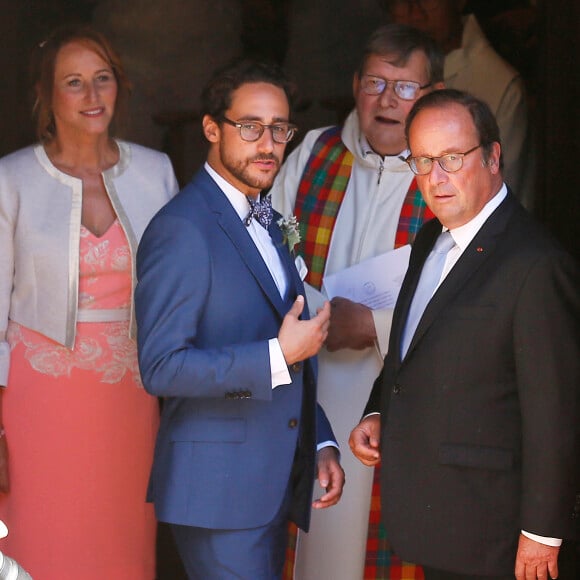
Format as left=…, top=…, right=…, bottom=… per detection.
left=245, top=196, right=273, bottom=229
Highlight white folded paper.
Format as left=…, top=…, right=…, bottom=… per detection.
left=323, top=245, right=411, bottom=309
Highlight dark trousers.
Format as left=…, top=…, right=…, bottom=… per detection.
left=423, top=539, right=580, bottom=580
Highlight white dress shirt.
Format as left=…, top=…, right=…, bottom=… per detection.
left=205, top=163, right=291, bottom=389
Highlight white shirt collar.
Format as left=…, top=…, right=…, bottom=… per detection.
left=447, top=183, right=508, bottom=250
left=204, top=161, right=256, bottom=221
left=359, top=134, right=409, bottom=163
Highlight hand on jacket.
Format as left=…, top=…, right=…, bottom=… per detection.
left=312, top=446, right=345, bottom=509
left=278, top=296, right=330, bottom=365
left=326, top=297, right=376, bottom=352
left=349, top=415, right=381, bottom=466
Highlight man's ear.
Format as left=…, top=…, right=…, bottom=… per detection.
left=487, top=142, right=502, bottom=174
left=203, top=114, right=220, bottom=143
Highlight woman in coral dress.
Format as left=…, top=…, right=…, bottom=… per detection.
left=0, top=25, right=178, bottom=579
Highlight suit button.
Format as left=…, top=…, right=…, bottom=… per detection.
left=288, top=418, right=298, bottom=429
left=291, top=362, right=302, bottom=373
left=392, top=384, right=401, bottom=394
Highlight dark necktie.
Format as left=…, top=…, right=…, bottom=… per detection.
left=400, top=231, right=455, bottom=358
left=245, top=196, right=273, bottom=229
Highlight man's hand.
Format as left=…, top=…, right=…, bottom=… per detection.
left=515, top=533, right=560, bottom=580
left=325, top=297, right=376, bottom=352
left=312, top=446, right=345, bottom=509
left=278, top=296, right=330, bottom=365
left=349, top=415, right=381, bottom=466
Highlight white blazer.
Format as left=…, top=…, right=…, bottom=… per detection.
left=0, top=140, right=179, bottom=385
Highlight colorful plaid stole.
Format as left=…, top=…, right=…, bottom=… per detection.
left=294, top=126, right=354, bottom=290
left=283, top=126, right=434, bottom=579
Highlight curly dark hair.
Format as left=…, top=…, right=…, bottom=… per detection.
left=201, top=58, right=296, bottom=120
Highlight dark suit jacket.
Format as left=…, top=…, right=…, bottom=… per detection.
left=365, top=192, right=580, bottom=575
left=135, top=168, right=335, bottom=532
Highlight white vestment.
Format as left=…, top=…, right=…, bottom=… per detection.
left=271, top=110, right=417, bottom=580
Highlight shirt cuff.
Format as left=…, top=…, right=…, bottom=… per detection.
left=363, top=411, right=380, bottom=420
left=317, top=441, right=339, bottom=453
left=521, top=530, right=562, bottom=547
left=269, top=338, right=291, bottom=389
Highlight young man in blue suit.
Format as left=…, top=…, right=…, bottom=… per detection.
left=350, top=89, right=579, bottom=579
left=135, top=60, right=344, bottom=578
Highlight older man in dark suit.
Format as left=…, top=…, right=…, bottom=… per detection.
left=350, top=89, right=579, bottom=580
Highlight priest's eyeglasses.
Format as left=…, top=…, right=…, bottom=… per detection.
left=406, top=145, right=482, bottom=175
left=360, top=75, right=432, bottom=101
left=221, top=117, right=298, bottom=143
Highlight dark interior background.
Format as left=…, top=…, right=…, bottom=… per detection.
left=2, top=0, right=578, bottom=259
left=0, top=1, right=578, bottom=576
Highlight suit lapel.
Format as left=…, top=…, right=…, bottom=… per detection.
left=268, top=215, right=305, bottom=308
left=403, top=194, right=518, bottom=359
left=200, top=172, right=290, bottom=318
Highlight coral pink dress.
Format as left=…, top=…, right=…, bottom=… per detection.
left=0, top=220, right=159, bottom=579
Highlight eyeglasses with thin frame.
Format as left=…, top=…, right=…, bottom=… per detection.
left=360, top=75, right=432, bottom=101
left=220, top=117, right=298, bottom=144
left=406, top=145, right=482, bottom=175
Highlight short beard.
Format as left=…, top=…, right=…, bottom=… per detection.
left=220, top=145, right=280, bottom=191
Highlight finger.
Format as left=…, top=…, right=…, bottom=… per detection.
left=317, top=466, right=330, bottom=488
left=312, top=484, right=343, bottom=508
left=287, top=295, right=305, bottom=318
left=350, top=445, right=380, bottom=465
left=547, top=560, right=558, bottom=580
left=315, top=301, right=331, bottom=323
left=525, top=565, right=536, bottom=580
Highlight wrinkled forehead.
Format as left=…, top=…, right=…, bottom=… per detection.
left=409, top=103, right=477, bottom=145
left=362, top=50, right=430, bottom=82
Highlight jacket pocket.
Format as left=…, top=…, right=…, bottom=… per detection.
left=170, top=418, right=246, bottom=443
left=438, top=442, right=514, bottom=471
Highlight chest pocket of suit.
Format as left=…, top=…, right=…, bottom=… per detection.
left=170, top=418, right=247, bottom=443
left=438, top=443, right=514, bottom=471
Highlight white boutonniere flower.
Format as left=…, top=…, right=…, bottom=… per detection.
left=277, top=215, right=301, bottom=254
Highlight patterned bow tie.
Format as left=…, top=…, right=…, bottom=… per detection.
left=245, top=196, right=273, bottom=229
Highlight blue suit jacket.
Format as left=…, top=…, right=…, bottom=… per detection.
left=135, top=168, right=335, bottom=531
